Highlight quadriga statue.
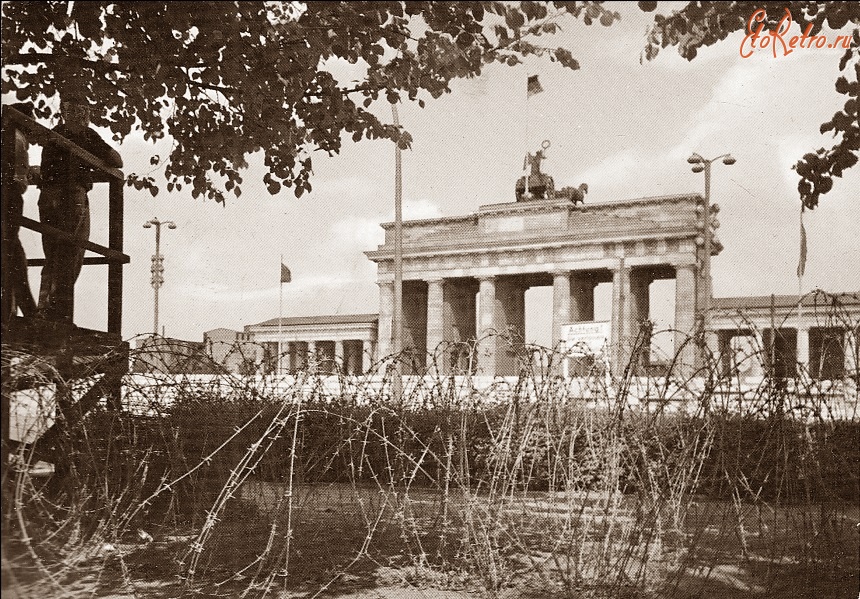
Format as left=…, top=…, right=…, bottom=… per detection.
left=515, top=141, right=555, bottom=202
left=514, top=141, right=588, bottom=205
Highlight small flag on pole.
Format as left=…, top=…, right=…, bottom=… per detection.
left=280, top=263, right=291, bottom=283
left=527, top=74, right=543, bottom=98
left=796, top=209, right=807, bottom=279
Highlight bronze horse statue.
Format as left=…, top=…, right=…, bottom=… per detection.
left=556, top=183, right=589, bottom=205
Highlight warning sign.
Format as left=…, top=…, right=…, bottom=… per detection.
left=561, top=321, right=611, bottom=356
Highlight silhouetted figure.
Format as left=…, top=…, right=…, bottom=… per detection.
left=38, top=89, right=122, bottom=322
left=2, top=102, right=38, bottom=327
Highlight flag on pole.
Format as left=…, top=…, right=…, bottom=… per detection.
left=527, top=74, right=543, bottom=98
left=796, top=208, right=807, bottom=278
left=281, top=263, right=291, bottom=283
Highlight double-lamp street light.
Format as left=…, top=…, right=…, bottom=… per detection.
left=143, top=217, right=177, bottom=336
left=687, top=152, right=735, bottom=351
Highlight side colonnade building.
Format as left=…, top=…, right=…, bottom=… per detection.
left=711, top=294, right=859, bottom=380
left=243, top=314, right=378, bottom=375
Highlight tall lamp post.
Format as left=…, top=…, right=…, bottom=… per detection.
left=687, top=152, right=734, bottom=351
left=143, top=217, right=177, bottom=336
left=390, top=103, right=403, bottom=403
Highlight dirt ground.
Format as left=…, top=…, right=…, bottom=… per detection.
left=4, top=482, right=858, bottom=599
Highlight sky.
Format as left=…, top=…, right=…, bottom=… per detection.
left=13, top=2, right=860, bottom=349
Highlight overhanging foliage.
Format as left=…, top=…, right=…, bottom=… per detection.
left=2, top=1, right=619, bottom=202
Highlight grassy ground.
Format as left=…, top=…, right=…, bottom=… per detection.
left=8, top=480, right=855, bottom=599
left=5, top=322, right=858, bottom=599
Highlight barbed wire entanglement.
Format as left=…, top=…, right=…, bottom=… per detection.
left=2, top=293, right=858, bottom=598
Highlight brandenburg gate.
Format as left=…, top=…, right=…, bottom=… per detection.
left=366, top=192, right=716, bottom=377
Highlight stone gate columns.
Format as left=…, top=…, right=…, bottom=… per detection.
left=307, top=341, right=317, bottom=367
left=607, top=264, right=653, bottom=374
left=335, top=340, right=345, bottom=372
left=494, top=277, right=527, bottom=376
left=552, top=271, right=576, bottom=376
left=443, top=279, right=478, bottom=373
left=628, top=269, right=652, bottom=368
left=674, top=263, right=697, bottom=376
left=629, top=271, right=651, bottom=333
left=477, top=277, right=496, bottom=376
left=287, top=342, right=298, bottom=373
left=570, top=274, right=597, bottom=322
left=377, top=281, right=393, bottom=360
left=551, top=271, right=571, bottom=350
left=362, top=345, right=373, bottom=374
left=426, top=279, right=444, bottom=371
left=844, top=327, right=857, bottom=377
left=365, top=194, right=722, bottom=380
left=796, top=327, right=810, bottom=376
left=610, top=263, right=631, bottom=374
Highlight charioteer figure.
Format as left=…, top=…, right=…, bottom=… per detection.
left=515, top=140, right=588, bottom=205
left=516, top=140, right=555, bottom=201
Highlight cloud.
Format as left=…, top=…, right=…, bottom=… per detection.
left=331, top=216, right=385, bottom=249
left=178, top=282, right=275, bottom=303
left=316, top=175, right=378, bottom=200
left=364, top=197, right=445, bottom=222
left=774, top=134, right=819, bottom=193
left=665, top=61, right=765, bottom=162
left=182, top=272, right=366, bottom=300
left=570, top=148, right=640, bottom=199
left=648, top=33, right=741, bottom=72
left=402, top=198, right=444, bottom=220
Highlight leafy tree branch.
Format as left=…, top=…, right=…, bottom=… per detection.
left=639, top=1, right=859, bottom=209
left=2, top=1, right=619, bottom=202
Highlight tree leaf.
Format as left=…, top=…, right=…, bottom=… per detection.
left=1, top=1, right=600, bottom=206
left=642, top=1, right=860, bottom=209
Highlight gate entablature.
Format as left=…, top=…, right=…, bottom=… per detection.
left=368, top=194, right=717, bottom=280
left=366, top=194, right=718, bottom=376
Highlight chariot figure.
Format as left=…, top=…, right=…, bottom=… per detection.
left=515, top=141, right=555, bottom=201
left=514, top=140, right=589, bottom=205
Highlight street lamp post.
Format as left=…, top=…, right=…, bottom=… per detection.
left=390, top=103, right=403, bottom=403
left=143, top=217, right=177, bottom=336
left=687, top=152, right=735, bottom=352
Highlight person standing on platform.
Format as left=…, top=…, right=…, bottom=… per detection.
left=1, top=102, right=39, bottom=326
left=37, top=87, right=122, bottom=323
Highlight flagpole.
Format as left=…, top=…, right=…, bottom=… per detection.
left=797, top=205, right=805, bottom=332
left=523, top=75, right=544, bottom=199
left=279, top=254, right=284, bottom=375
left=525, top=74, right=530, bottom=199
left=391, top=103, right=403, bottom=405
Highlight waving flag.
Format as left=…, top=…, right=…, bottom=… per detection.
left=527, top=75, right=543, bottom=98
left=796, top=209, right=807, bottom=278
left=281, top=263, right=292, bottom=284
